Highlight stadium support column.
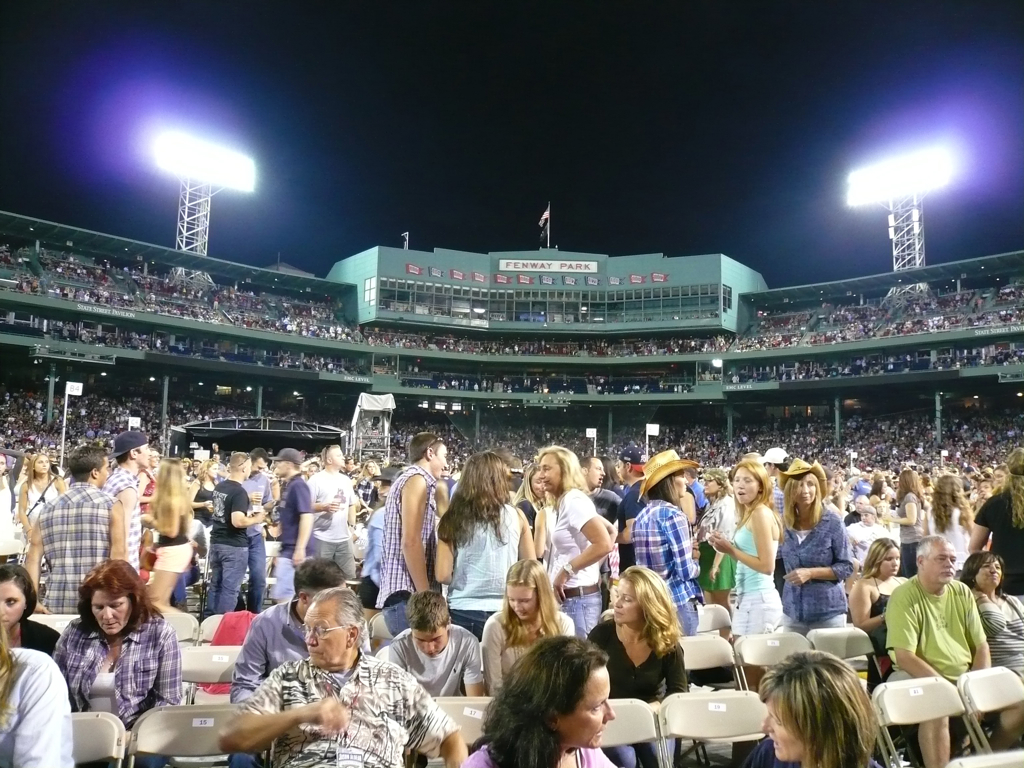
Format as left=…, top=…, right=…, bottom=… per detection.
left=935, top=392, right=942, bottom=444
left=46, top=363, right=56, bottom=425
left=834, top=396, right=841, bottom=446
left=161, top=376, right=169, bottom=448
left=726, top=405, right=734, bottom=442
left=256, top=385, right=263, bottom=417
left=607, top=409, right=613, bottom=449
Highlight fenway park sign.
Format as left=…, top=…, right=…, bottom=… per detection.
left=497, top=259, right=598, bottom=273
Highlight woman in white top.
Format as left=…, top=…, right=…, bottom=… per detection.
left=480, top=559, right=575, bottom=694
left=923, top=474, right=973, bottom=572
left=436, top=451, right=536, bottom=640
left=695, top=467, right=737, bottom=633
left=0, top=623, right=74, bottom=767
left=16, top=453, right=65, bottom=534
left=534, top=446, right=614, bottom=637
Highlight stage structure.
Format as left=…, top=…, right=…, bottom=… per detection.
left=168, top=417, right=347, bottom=459
left=351, top=393, right=396, bottom=462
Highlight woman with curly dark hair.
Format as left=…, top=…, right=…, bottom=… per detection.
left=465, top=635, right=617, bottom=768
left=436, top=451, right=535, bottom=639
left=53, top=560, right=181, bottom=768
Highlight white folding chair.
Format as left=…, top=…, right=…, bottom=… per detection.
left=434, top=697, right=491, bottom=748
left=660, top=689, right=767, bottom=757
left=72, top=712, right=126, bottom=768
left=872, top=675, right=967, bottom=767
left=807, top=626, right=877, bottom=681
left=680, top=634, right=741, bottom=690
left=162, top=611, right=200, bottom=646
left=180, top=645, right=242, bottom=705
left=369, top=612, right=392, bottom=641
left=27, top=613, right=78, bottom=633
left=946, top=750, right=1024, bottom=768
left=602, top=698, right=667, bottom=768
left=957, top=667, right=1024, bottom=753
left=127, top=704, right=241, bottom=768
left=733, top=632, right=812, bottom=689
left=696, top=603, right=732, bottom=634
left=375, top=644, right=392, bottom=661
left=199, top=614, right=223, bottom=645
left=0, top=539, right=24, bottom=558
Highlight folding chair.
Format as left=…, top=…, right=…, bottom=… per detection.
left=434, top=697, right=492, bottom=747
left=180, top=645, right=242, bottom=705
left=696, top=603, right=732, bottom=634
left=602, top=698, right=667, bottom=768
left=957, top=667, right=1024, bottom=754
left=946, top=750, right=1024, bottom=768
left=127, top=703, right=241, bottom=768
left=199, top=613, right=223, bottom=645
left=27, top=613, right=78, bottom=633
left=733, top=632, right=812, bottom=689
left=376, top=644, right=392, bottom=661
left=369, top=612, right=393, bottom=641
left=163, top=611, right=200, bottom=646
left=807, top=626, right=878, bottom=683
left=680, top=634, right=741, bottom=689
left=72, top=712, right=127, bottom=768
left=0, top=539, right=24, bottom=558
left=872, top=675, right=967, bottom=768
left=660, top=689, right=766, bottom=767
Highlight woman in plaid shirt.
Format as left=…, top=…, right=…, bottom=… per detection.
left=54, top=560, right=181, bottom=768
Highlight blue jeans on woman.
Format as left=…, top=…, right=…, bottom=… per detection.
left=561, top=591, right=602, bottom=637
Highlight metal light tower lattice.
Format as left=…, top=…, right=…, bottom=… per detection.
left=155, top=132, right=256, bottom=256
left=847, top=147, right=953, bottom=300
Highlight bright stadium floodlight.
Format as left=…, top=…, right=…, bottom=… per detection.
left=154, top=131, right=256, bottom=256
left=847, top=146, right=954, bottom=299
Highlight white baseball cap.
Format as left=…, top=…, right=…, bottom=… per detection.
left=762, top=447, right=788, bottom=465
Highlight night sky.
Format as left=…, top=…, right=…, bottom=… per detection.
left=1, top=1, right=1021, bottom=288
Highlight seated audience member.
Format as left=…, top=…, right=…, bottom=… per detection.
left=778, top=460, right=853, bottom=635
left=744, top=650, right=880, bottom=768
left=846, top=503, right=894, bottom=565
left=848, top=539, right=905, bottom=683
left=24, top=444, right=123, bottom=613
left=389, top=591, right=486, bottom=697
left=54, top=560, right=181, bottom=768
left=231, top=558, right=348, bottom=703
left=219, top=587, right=468, bottom=768
left=885, top=536, right=1012, bottom=768
left=589, top=566, right=685, bottom=768
left=0, top=564, right=60, bottom=656
left=0, top=623, right=74, bottom=768
left=436, top=451, right=536, bottom=639
left=481, top=560, right=575, bottom=694
left=960, top=552, right=1024, bottom=677
left=465, top=635, right=617, bottom=768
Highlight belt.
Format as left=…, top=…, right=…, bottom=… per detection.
left=562, top=583, right=601, bottom=599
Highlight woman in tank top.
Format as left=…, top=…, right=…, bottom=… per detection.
left=144, top=459, right=195, bottom=613
left=437, top=451, right=536, bottom=640
left=923, top=474, right=973, bottom=572
left=849, top=538, right=906, bottom=686
left=16, top=453, right=65, bottom=533
left=188, top=458, right=220, bottom=526
left=889, top=468, right=925, bottom=577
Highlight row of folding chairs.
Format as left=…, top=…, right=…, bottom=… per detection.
left=874, top=669, right=1024, bottom=764
left=29, top=610, right=223, bottom=646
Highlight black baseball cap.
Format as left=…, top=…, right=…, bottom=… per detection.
left=110, top=431, right=149, bottom=458
left=271, top=448, right=304, bottom=465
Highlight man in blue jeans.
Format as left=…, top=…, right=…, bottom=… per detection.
left=208, top=452, right=267, bottom=616
left=241, top=448, right=277, bottom=613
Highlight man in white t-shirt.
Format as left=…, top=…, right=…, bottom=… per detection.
left=307, top=445, right=359, bottom=579
left=388, top=591, right=485, bottom=698
left=846, top=502, right=896, bottom=564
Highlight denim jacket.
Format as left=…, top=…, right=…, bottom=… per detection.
left=780, top=510, right=853, bottom=623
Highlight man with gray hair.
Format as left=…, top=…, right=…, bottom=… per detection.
left=220, top=587, right=468, bottom=768
left=885, top=536, right=1001, bottom=768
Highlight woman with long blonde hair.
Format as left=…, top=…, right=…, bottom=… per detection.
left=145, top=459, right=195, bottom=612
left=188, top=457, right=220, bottom=525
left=533, top=446, right=614, bottom=637
left=16, top=452, right=65, bottom=534
left=480, top=559, right=575, bottom=694
left=512, top=462, right=550, bottom=532
left=970, top=447, right=1024, bottom=601
left=588, top=566, right=685, bottom=768
left=0, top=622, right=74, bottom=766
left=924, top=474, right=973, bottom=571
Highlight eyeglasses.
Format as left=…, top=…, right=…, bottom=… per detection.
left=302, top=625, right=350, bottom=641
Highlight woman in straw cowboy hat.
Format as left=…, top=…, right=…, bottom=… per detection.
left=631, top=450, right=703, bottom=636
left=778, top=458, right=854, bottom=636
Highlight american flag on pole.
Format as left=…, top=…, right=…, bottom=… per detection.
left=539, top=203, right=550, bottom=246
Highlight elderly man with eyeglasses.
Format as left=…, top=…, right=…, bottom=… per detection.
left=220, top=586, right=467, bottom=768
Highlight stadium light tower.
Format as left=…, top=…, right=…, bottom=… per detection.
left=847, top=146, right=953, bottom=297
left=154, top=132, right=255, bottom=256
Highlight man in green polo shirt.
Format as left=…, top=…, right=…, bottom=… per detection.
left=886, top=536, right=988, bottom=768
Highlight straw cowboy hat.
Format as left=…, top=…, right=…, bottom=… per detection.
left=777, top=458, right=827, bottom=490
left=639, top=450, right=700, bottom=497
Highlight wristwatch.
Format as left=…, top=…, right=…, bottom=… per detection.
left=562, top=562, right=576, bottom=578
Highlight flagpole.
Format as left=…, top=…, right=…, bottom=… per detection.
left=547, top=202, right=551, bottom=248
